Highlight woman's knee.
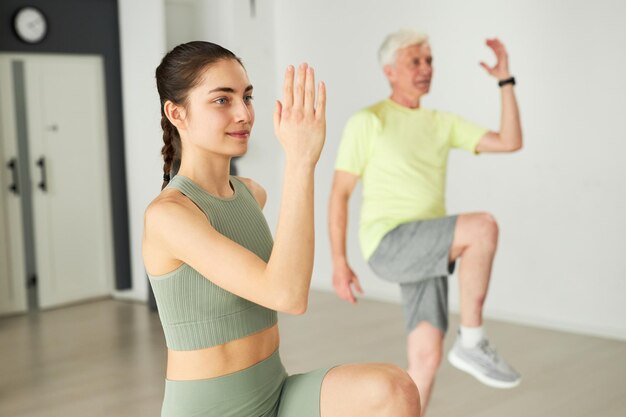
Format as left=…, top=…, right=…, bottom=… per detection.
left=323, top=364, right=420, bottom=416
left=370, top=365, right=421, bottom=416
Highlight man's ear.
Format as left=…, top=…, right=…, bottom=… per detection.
left=383, top=64, right=395, bottom=82
left=163, top=100, right=187, bottom=131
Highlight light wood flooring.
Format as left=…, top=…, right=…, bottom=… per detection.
left=1, top=290, right=625, bottom=417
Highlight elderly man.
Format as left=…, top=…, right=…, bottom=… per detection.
left=329, top=29, right=522, bottom=414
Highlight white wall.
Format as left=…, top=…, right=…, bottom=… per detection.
left=274, top=0, right=406, bottom=307
left=115, top=0, right=279, bottom=302
left=116, top=0, right=626, bottom=340
left=115, top=0, right=166, bottom=301
left=166, top=0, right=282, bottom=235
left=426, top=0, right=626, bottom=340
left=164, top=0, right=198, bottom=50
left=200, top=0, right=282, bottom=233
left=274, top=0, right=626, bottom=340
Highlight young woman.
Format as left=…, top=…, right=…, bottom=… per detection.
left=143, top=41, right=420, bottom=417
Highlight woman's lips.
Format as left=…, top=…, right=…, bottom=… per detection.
left=227, top=131, right=250, bottom=139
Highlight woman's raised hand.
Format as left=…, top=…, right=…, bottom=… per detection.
left=273, top=64, right=326, bottom=166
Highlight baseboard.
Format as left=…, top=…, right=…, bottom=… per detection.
left=309, top=284, right=626, bottom=342
left=112, top=289, right=147, bottom=303
left=477, top=308, right=626, bottom=342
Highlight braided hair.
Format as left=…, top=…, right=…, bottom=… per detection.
left=155, top=41, right=242, bottom=189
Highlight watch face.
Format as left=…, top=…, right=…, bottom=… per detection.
left=14, top=7, right=48, bottom=44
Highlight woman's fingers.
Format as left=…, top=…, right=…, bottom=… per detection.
left=280, top=62, right=325, bottom=122
left=293, top=63, right=307, bottom=110
left=316, top=81, right=326, bottom=122
left=282, top=65, right=294, bottom=109
left=275, top=62, right=326, bottom=164
left=304, top=66, right=315, bottom=114
left=273, top=100, right=282, bottom=132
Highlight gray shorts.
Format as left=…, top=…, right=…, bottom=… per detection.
left=368, top=215, right=458, bottom=334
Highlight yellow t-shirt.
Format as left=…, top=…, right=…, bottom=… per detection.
left=335, top=99, right=488, bottom=260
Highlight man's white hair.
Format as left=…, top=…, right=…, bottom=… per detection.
left=378, top=29, right=429, bottom=68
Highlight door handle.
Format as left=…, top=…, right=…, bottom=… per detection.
left=36, top=157, right=47, bottom=192
left=6, top=158, right=19, bottom=194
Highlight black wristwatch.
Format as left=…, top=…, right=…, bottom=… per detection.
left=498, top=76, right=516, bottom=87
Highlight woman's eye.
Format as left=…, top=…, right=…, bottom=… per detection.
left=244, top=95, right=254, bottom=103
left=214, top=98, right=228, bottom=105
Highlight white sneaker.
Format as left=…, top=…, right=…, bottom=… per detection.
left=448, top=332, right=521, bottom=389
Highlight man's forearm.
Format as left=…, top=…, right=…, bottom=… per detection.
left=499, top=84, right=523, bottom=151
left=328, top=193, right=350, bottom=265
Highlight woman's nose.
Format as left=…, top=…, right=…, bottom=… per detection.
left=234, top=100, right=252, bottom=123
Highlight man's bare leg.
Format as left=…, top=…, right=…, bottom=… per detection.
left=406, top=321, right=444, bottom=416
left=449, top=212, right=498, bottom=326
left=446, top=212, right=521, bottom=388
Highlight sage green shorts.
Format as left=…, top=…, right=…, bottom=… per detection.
left=161, top=350, right=332, bottom=417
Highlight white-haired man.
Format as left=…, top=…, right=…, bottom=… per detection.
left=329, top=29, right=522, bottom=414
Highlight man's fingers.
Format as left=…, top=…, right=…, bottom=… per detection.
left=282, top=65, right=294, bottom=109
left=335, top=281, right=357, bottom=304
left=353, top=277, right=364, bottom=294
left=347, top=289, right=357, bottom=304
left=486, top=38, right=506, bottom=56
left=486, top=38, right=499, bottom=46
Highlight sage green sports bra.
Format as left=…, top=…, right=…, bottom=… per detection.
left=148, top=175, right=277, bottom=351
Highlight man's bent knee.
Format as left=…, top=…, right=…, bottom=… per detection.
left=476, top=212, right=499, bottom=247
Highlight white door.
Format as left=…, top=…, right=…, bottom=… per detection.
left=24, top=55, right=114, bottom=309
left=0, top=57, right=28, bottom=315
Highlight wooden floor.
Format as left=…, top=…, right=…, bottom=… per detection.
left=1, top=290, right=625, bottom=417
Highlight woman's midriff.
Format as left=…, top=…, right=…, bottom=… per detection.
left=165, top=324, right=280, bottom=381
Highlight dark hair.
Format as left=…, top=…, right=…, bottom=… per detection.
left=155, top=41, right=242, bottom=189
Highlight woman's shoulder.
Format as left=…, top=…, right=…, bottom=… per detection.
left=144, top=187, right=202, bottom=230
left=234, top=176, right=267, bottom=209
left=143, top=187, right=219, bottom=275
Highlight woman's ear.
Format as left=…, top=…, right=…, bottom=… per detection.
left=164, top=100, right=187, bottom=131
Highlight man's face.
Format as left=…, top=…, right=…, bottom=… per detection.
left=385, top=43, right=433, bottom=101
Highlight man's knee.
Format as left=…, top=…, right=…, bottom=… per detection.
left=453, top=213, right=499, bottom=255
left=408, top=324, right=444, bottom=372
left=414, top=342, right=443, bottom=372
left=476, top=212, right=499, bottom=248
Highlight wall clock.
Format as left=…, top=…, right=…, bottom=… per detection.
left=13, top=7, right=48, bottom=44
